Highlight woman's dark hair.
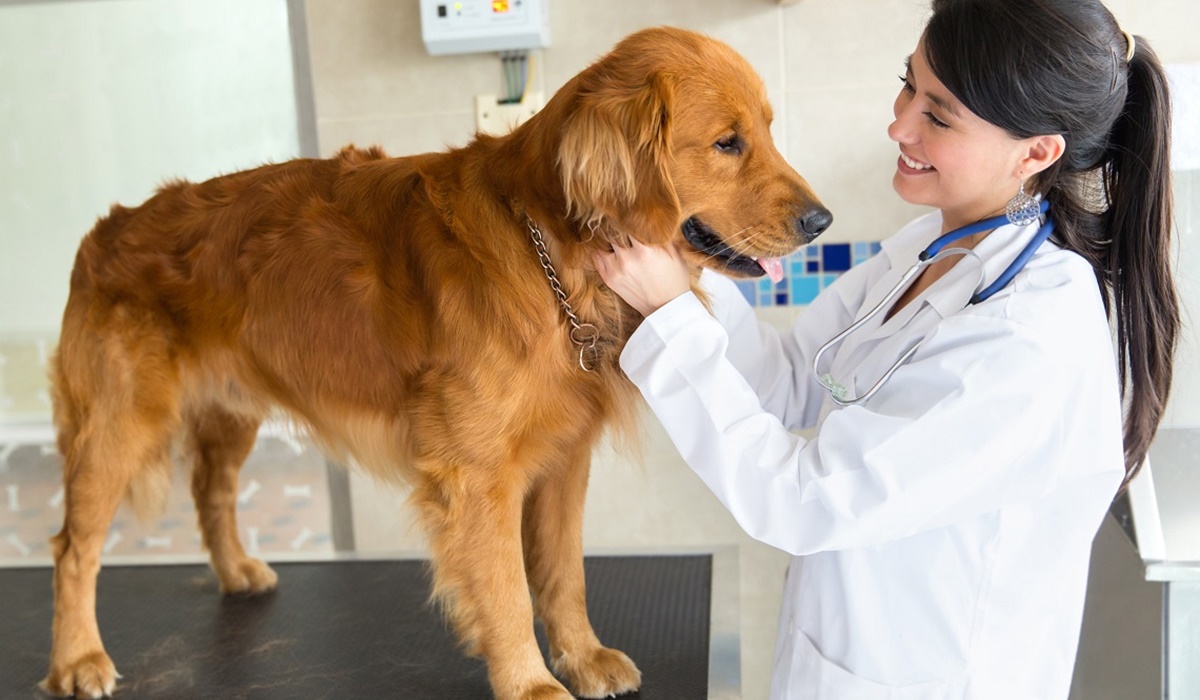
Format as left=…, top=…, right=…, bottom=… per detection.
left=924, top=0, right=1180, bottom=487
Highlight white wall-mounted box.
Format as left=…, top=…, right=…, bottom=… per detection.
left=419, top=0, right=549, bottom=56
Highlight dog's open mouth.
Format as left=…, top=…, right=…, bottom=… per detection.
left=681, top=217, right=784, bottom=282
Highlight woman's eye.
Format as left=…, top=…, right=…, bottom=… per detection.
left=924, top=112, right=950, bottom=129
left=714, top=135, right=743, bottom=155
left=898, top=74, right=915, bottom=94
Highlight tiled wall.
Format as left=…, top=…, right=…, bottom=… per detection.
left=735, top=241, right=882, bottom=307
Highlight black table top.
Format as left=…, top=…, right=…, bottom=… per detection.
left=1, top=554, right=712, bottom=699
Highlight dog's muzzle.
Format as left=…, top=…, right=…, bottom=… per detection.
left=681, top=217, right=775, bottom=278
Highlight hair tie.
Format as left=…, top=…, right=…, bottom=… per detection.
left=1122, top=30, right=1136, bottom=62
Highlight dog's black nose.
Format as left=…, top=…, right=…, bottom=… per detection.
left=798, top=207, right=833, bottom=242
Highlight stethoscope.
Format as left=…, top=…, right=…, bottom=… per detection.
left=813, top=200, right=1054, bottom=407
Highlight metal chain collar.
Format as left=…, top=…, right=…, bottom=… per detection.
left=526, top=218, right=599, bottom=372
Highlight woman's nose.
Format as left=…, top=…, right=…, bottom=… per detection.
left=887, top=101, right=918, bottom=144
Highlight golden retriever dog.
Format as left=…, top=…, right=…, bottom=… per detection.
left=43, top=26, right=830, bottom=700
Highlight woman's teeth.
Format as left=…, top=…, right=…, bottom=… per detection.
left=901, top=153, right=934, bottom=171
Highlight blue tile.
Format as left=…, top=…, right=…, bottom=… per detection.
left=792, top=276, right=821, bottom=304
left=806, top=260, right=820, bottom=274
left=822, top=243, right=852, bottom=272
left=854, top=242, right=868, bottom=257
left=775, top=293, right=789, bottom=305
left=822, top=274, right=840, bottom=289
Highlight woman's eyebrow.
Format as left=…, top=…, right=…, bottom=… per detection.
left=904, top=54, right=962, bottom=119
left=926, top=92, right=962, bottom=119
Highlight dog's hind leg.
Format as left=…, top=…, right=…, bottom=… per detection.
left=522, top=446, right=641, bottom=698
left=42, top=434, right=137, bottom=699
left=186, top=406, right=276, bottom=594
left=415, top=465, right=575, bottom=700
left=42, top=321, right=181, bottom=699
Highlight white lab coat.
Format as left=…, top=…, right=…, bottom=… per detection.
left=620, top=211, right=1126, bottom=699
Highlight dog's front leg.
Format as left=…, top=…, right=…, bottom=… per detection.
left=522, top=446, right=641, bottom=698
left=187, top=408, right=278, bottom=595
left=416, top=465, right=573, bottom=700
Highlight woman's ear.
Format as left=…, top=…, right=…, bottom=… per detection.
left=1019, top=134, right=1067, bottom=179
left=557, top=74, right=681, bottom=243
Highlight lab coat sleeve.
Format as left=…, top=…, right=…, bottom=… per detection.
left=620, top=294, right=1066, bottom=555
left=698, top=263, right=878, bottom=431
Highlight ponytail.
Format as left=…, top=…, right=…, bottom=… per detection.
left=925, top=0, right=1181, bottom=488
left=1102, top=39, right=1180, bottom=485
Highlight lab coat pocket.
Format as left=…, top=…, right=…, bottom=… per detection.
left=778, top=631, right=892, bottom=699
left=778, top=631, right=966, bottom=700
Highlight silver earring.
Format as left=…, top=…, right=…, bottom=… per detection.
left=1005, top=179, right=1040, bottom=226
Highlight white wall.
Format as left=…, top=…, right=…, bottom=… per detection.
left=1165, top=169, right=1200, bottom=428
left=0, top=0, right=299, bottom=336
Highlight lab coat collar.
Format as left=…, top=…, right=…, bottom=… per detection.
left=876, top=210, right=1058, bottom=322
left=878, top=211, right=939, bottom=271
left=853, top=212, right=940, bottom=325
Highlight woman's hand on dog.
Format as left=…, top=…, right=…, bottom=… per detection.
left=595, top=238, right=691, bottom=317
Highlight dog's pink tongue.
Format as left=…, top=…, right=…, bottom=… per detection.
left=760, top=257, right=784, bottom=283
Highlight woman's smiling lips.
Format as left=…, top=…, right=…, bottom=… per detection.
left=898, top=151, right=936, bottom=175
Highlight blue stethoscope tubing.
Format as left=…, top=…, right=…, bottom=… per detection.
left=813, top=201, right=1054, bottom=407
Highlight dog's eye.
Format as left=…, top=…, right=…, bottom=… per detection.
left=714, top=135, right=743, bottom=155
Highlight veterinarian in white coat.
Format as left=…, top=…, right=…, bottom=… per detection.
left=595, top=1, right=1181, bottom=698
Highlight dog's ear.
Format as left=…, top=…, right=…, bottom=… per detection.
left=558, top=74, right=680, bottom=243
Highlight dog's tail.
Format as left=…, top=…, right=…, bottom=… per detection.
left=126, top=456, right=174, bottom=524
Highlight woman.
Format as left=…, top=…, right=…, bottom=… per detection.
left=595, top=0, right=1179, bottom=697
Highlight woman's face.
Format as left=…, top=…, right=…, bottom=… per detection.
left=888, top=39, right=1032, bottom=231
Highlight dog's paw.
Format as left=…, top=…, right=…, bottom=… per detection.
left=40, top=651, right=119, bottom=699
left=553, top=646, right=641, bottom=699
left=216, top=556, right=278, bottom=595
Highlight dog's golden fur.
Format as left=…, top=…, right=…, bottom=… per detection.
left=43, top=27, right=826, bottom=700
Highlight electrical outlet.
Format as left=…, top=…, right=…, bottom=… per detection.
left=474, top=92, right=544, bottom=136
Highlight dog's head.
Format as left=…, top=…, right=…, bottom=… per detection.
left=557, top=26, right=831, bottom=281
